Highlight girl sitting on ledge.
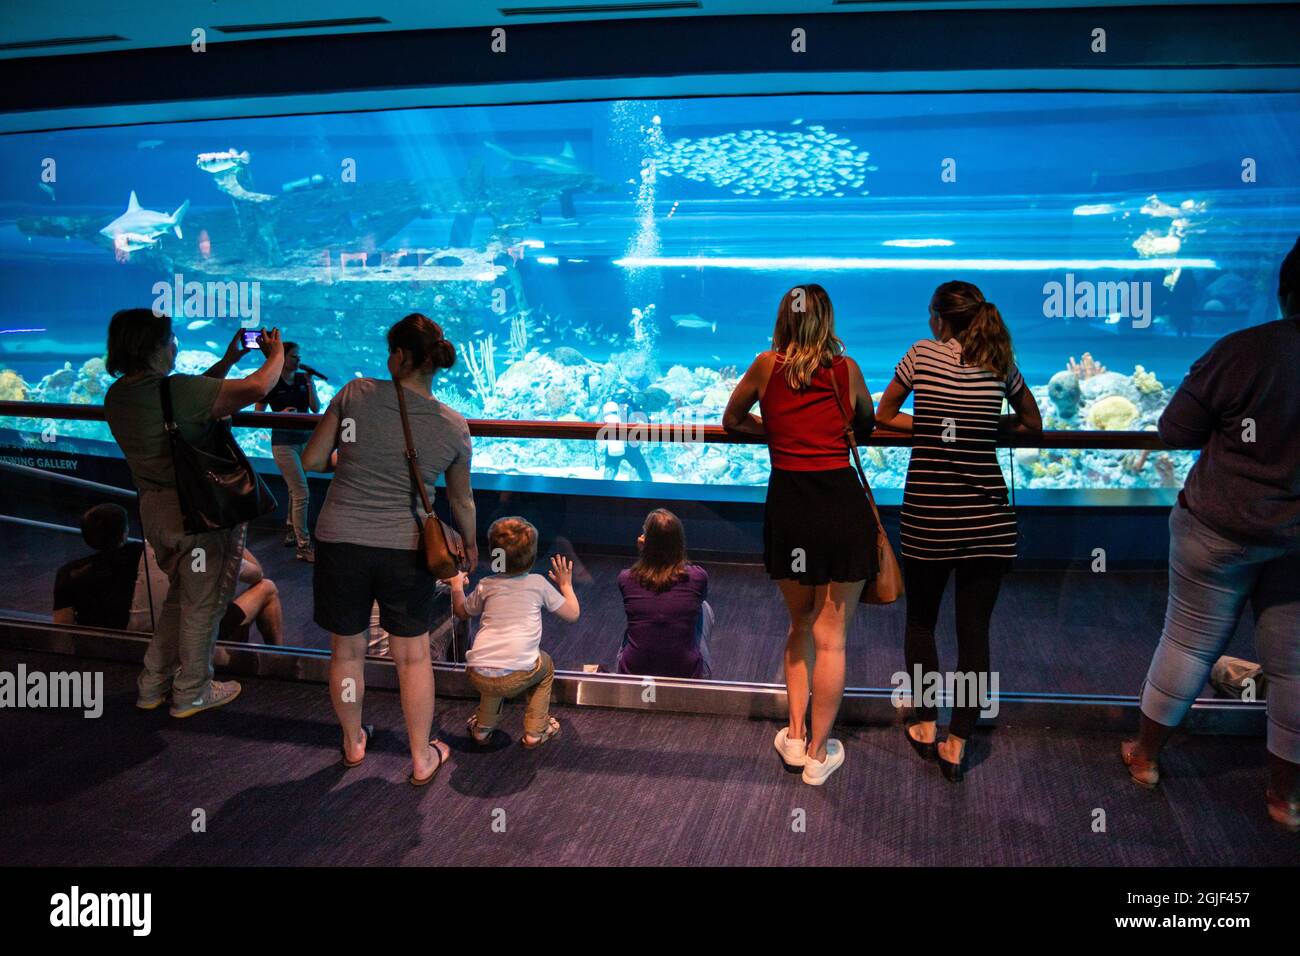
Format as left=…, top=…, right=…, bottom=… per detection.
left=616, top=509, right=713, bottom=680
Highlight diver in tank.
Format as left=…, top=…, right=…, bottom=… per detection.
left=599, top=391, right=653, bottom=482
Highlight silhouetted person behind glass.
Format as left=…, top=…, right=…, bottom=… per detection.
left=52, top=503, right=145, bottom=630
left=1123, top=237, right=1300, bottom=832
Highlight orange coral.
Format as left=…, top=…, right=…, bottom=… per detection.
left=1067, top=352, right=1107, bottom=380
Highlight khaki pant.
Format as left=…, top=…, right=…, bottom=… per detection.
left=137, top=488, right=246, bottom=701
left=271, top=442, right=310, bottom=550
left=469, top=652, right=555, bottom=737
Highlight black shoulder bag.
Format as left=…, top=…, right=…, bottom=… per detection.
left=161, top=377, right=277, bottom=534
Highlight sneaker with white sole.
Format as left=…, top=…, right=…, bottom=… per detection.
left=801, top=739, right=845, bottom=786
left=170, top=680, right=242, bottom=718
left=774, top=727, right=807, bottom=767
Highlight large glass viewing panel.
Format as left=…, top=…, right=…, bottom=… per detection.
left=0, top=430, right=1261, bottom=699
left=2, top=92, right=1298, bottom=498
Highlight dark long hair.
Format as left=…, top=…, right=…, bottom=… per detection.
left=630, top=509, right=690, bottom=593
left=105, top=308, right=171, bottom=376
left=387, top=313, right=455, bottom=373
left=931, top=280, right=1014, bottom=380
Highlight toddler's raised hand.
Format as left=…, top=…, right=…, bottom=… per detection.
left=548, top=554, right=573, bottom=589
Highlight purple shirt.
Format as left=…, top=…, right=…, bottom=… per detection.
left=617, top=565, right=709, bottom=679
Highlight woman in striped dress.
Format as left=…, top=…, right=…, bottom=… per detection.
left=875, top=280, right=1042, bottom=781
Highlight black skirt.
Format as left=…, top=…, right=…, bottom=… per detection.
left=763, top=466, right=880, bottom=585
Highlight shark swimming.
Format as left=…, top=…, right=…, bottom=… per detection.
left=483, top=140, right=582, bottom=175
left=23, top=164, right=607, bottom=278
left=99, top=191, right=189, bottom=247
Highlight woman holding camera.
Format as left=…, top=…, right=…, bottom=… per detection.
left=104, top=313, right=284, bottom=717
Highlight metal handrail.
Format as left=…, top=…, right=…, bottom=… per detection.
left=0, top=400, right=1171, bottom=450
left=0, top=459, right=138, bottom=497
left=0, top=514, right=141, bottom=541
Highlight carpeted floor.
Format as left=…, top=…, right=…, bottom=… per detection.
left=3, top=525, right=1254, bottom=696
left=0, top=648, right=1292, bottom=866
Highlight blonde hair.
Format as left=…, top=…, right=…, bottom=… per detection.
left=771, top=283, right=845, bottom=390
left=931, top=280, right=1015, bottom=381
left=487, top=516, right=538, bottom=574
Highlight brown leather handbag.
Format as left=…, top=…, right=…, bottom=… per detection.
left=828, top=365, right=904, bottom=604
left=393, top=379, right=468, bottom=580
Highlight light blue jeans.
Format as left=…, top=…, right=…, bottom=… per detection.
left=1141, top=503, right=1300, bottom=763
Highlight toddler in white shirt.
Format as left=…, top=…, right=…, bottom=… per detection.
left=451, top=516, right=579, bottom=747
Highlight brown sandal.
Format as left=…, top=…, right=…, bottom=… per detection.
left=521, top=716, right=561, bottom=749
left=1120, top=740, right=1160, bottom=789
left=1266, top=790, right=1300, bottom=832
left=341, top=724, right=373, bottom=768
left=409, top=738, right=449, bottom=786
left=466, top=714, right=494, bottom=745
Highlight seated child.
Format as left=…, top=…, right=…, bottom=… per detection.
left=617, top=508, right=713, bottom=679
left=450, top=516, right=580, bottom=747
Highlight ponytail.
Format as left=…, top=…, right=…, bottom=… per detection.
left=931, top=281, right=1014, bottom=381
left=960, top=300, right=1013, bottom=381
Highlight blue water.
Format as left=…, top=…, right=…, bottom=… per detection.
left=1, top=92, right=1297, bottom=494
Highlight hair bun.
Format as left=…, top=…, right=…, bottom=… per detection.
left=436, top=338, right=456, bottom=370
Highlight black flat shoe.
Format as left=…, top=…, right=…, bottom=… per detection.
left=938, top=741, right=966, bottom=783
left=904, top=721, right=937, bottom=761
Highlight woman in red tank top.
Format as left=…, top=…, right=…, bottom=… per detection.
left=724, top=284, right=879, bottom=786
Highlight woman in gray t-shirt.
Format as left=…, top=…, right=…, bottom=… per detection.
left=302, top=313, right=477, bottom=786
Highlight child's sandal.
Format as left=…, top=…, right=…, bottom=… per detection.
left=521, top=715, right=561, bottom=749
left=466, top=714, right=494, bottom=745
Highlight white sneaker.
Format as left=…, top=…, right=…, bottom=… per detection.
left=801, top=739, right=845, bottom=786
left=774, top=727, right=807, bottom=767
left=170, top=680, right=242, bottom=718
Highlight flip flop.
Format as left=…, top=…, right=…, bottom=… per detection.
left=341, top=724, right=374, bottom=768
left=409, top=738, right=449, bottom=787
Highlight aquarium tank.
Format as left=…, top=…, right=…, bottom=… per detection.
left=2, top=91, right=1298, bottom=500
